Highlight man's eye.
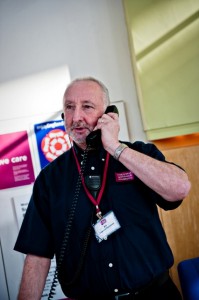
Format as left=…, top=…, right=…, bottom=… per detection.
left=83, top=105, right=94, bottom=110
left=65, top=105, right=74, bottom=110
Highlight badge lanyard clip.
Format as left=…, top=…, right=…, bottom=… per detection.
left=96, top=205, right=102, bottom=219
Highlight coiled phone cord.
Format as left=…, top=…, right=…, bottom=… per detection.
left=48, top=147, right=91, bottom=299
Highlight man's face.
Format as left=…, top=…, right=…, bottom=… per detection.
left=63, top=80, right=106, bottom=149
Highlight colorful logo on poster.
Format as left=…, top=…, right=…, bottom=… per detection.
left=41, top=129, right=70, bottom=162
left=34, top=120, right=71, bottom=169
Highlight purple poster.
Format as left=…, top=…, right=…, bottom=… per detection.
left=34, top=120, right=71, bottom=169
left=0, top=131, right=35, bottom=190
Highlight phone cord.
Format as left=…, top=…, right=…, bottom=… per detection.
left=48, top=147, right=91, bottom=299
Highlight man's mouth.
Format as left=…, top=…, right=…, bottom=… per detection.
left=72, top=126, right=90, bottom=135
left=74, top=127, right=85, bottom=133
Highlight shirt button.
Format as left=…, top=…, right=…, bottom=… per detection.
left=91, top=166, right=95, bottom=170
left=114, top=289, right=118, bottom=293
left=108, top=263, right=113, bottom=267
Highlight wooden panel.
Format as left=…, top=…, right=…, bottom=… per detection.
left=157, top=144, right=199, bottom=293
left=154, top=133, right=199, bottom=150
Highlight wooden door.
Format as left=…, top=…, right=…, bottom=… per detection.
left=154, top=134, right=199, bottom=293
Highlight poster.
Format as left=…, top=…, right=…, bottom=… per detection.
left=34, top=120, right=71, bottom=169
left=13, top=194, right=30, bottom=229
left=0, top=131, right=35, bottom=190
left=13, top=195, right=66, bottom=299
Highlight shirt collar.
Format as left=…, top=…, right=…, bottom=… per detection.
left=73, top=142, right=106, bottom=161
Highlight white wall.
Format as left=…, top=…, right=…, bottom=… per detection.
left=0, top=1, right=146, bottom=299
left=0, top=0, right=146, bottom=142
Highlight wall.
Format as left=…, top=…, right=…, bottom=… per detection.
left=0, top=0, right=145, bottom=142
left=0, top=1, right=145, bottom=299
left=123, top=0, right=199, bottom=140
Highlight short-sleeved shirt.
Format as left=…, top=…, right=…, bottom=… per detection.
left=14, top=141, right=183, bottom=299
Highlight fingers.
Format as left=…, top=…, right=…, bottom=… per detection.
left=105, top=112, right=119, bottom=119
left=96, top=118, right=104, bottom=130
left=98, top=118, right=104, bottom=124
left=100, top=112, right=118, bottom=123
left=97, top=112, right=119, bottom=130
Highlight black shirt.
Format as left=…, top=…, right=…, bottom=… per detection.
left=14, top=141, right=183, bottom=298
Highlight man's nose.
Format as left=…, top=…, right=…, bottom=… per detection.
left=72, top=107, right=83, bottom=122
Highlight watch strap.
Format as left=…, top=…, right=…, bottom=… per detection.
left=113, top=143, right=128, bottom=160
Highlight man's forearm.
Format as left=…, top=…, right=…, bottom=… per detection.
left=18, top=254, right=51, bottom=300
left=118, top=147, right=191, bottom=201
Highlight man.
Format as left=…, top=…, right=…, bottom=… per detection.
left=14, top=77, right=191, bottom=300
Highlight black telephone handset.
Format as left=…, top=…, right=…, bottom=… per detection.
left=86, top=105, right=119, bottom=148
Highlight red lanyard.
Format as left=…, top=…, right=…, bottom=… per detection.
left=72, top=147, right=110, bottom=219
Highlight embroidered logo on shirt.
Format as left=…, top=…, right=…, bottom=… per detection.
left=115, top=171, right=134, bottom=182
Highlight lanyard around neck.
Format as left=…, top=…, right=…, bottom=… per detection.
left=72, top=146, right=110, bottom=219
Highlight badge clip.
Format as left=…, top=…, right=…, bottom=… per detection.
left=96, top=205, right=102, bottom=220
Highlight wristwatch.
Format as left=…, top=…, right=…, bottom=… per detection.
left=113, top=143, right=128, bottom=160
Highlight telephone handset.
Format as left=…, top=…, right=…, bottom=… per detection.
left=86, top=105, right=119, bottom=148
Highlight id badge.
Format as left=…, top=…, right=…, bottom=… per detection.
left=93, top=211, right=121, bottom=243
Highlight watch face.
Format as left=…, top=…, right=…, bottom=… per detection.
left=114, top=144, right=128, bottom=160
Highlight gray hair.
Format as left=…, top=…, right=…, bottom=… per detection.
left=63, top=76, right=110, bottom=107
